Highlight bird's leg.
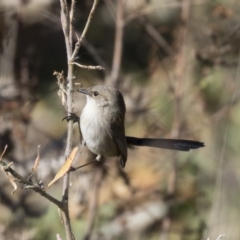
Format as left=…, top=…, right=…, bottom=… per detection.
left=70, top=160, right=97, bottom=171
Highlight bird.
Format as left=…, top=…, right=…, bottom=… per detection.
left=76, top=85, right=204, bottom=168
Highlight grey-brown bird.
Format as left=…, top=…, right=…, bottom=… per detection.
left=77, top=85, right=204, bottom=168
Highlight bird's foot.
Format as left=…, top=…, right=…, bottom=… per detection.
left=62, top=112, right=79, bottom=123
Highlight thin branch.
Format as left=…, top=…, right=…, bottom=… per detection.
left=71, top=0, right=100, bottom=62
left=70, top=160, right=97, bottom=171
left=60, top=0, right=71, bottom=60
left=0, top=160, right=62, bottom=208
left=59, top=0, right=101, bottom=239
left=0, top=145, right=8, bottom=160
left=71, top=62, right=105, bottom=70
left=59, top=0, right=74, bottom=238
left=69, top=0, right=76, bottom=50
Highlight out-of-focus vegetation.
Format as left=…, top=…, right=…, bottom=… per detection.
left=0, top=0, right=240, bottom=239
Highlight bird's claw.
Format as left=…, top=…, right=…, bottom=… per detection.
left=62, top=113, right=80, bottom=123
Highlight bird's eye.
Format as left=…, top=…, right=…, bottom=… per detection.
left=93, top=91, right=99, bottom=97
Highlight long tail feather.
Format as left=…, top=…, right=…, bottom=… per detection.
left=126, top=136, right=204, bottom=151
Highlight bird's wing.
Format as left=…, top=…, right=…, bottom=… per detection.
left=114, top=137, right=127, bottom=168
left=107, top=122, right=127, bottom=168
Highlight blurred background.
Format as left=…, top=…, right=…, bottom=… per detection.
left=0, top=0, right=240, bottom=239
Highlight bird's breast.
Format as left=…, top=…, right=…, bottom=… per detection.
left=80, top=105, right=119, bottom=157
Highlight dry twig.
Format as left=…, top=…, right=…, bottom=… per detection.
left=0, top=157, right=62, bottom=208
left=83, top=166, right=104, bottom=240
left=71, top=62, right=105, bottom=70
left=58, top=0, right=101, bottom=239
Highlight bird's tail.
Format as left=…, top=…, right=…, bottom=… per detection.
left=126, top=136, right=204, bottom=151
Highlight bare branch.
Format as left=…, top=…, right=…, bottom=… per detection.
left=0, top=145, right=8, bottom=160
left=0, top=160, right=62, bottom=208
left=59, top=0, right=72, bottom=59
left=59, top=0, right=75, bottom=237
left=72, top=62, right=105, bottom=70
left=70, top=160, right=97, bottom=171
left=59, top=0, right=101, bottom=239
left=69, top=0, right=76, bottom=50
left=71, top=0, right=100, bottom=62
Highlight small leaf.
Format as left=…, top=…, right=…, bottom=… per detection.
left=45, top=147, right=78, bottom=190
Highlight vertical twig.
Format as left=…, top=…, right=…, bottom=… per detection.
left=59, top=1, right=100, bottom=239
left=107, top=0, right=124, bottom=87
left=71, top=0, right=99, bottom=62
left=69, top=0, right=76, bottom=50
left=60, top=0, right=72, bottom=60
left=59, top=0, right=74, bottom=239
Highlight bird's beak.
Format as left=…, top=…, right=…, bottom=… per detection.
left=77, top=89, right=90, bottom=96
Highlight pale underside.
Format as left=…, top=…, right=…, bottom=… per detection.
left=80, top=97, right=120, bottom=158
